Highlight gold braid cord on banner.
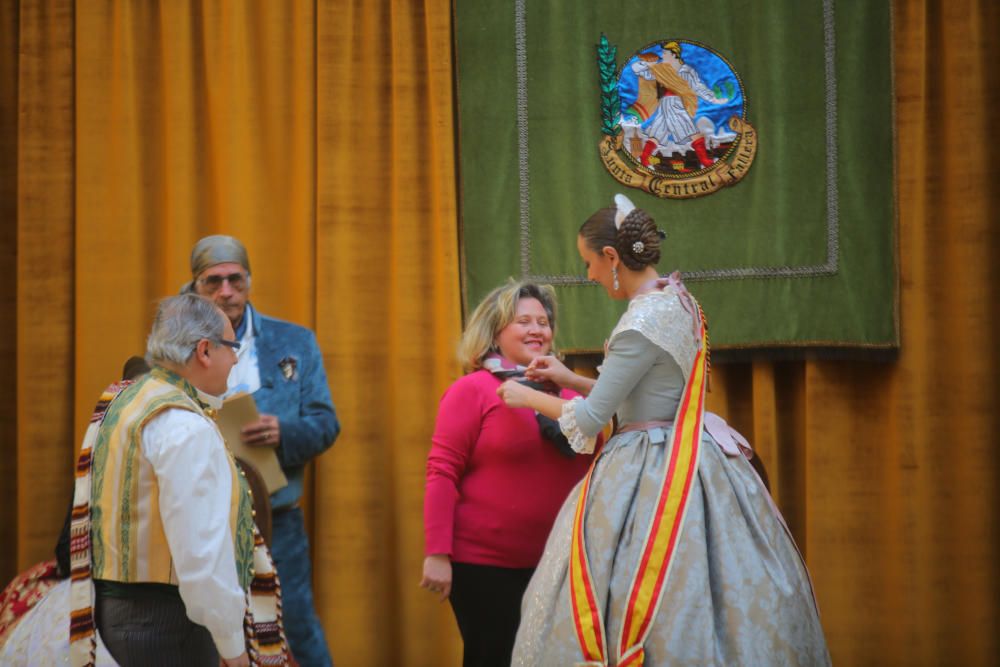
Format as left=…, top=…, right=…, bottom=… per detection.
left=599, top=117, right=757, bottom=200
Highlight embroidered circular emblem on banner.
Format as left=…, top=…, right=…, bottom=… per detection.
left=597, top=35, right=757, bottom=199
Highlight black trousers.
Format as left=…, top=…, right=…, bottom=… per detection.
left=95, top=581, right=220, bottom=666
left=449, top=561, right=535, bottom=667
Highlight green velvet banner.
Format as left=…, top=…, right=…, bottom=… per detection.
left=457, top=0, right=897, bottom=352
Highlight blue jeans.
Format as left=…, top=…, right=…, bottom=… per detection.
left=271, top=507, right=333, bottom=667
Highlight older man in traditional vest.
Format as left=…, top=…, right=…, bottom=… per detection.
left=90, top=294, right=252, bottom=666
left=186, top=235, right=340, bottom=667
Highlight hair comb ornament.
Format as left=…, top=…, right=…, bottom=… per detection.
left=613, top=193, right=636, bottom=229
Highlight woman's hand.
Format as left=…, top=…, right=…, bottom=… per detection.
left=420, top=554, right=452, bottom=601
left=525, top=355, right=573, bottom=387
left=527, top=356, right=596, bottom=397
left=496, top=379, right=536, bottom=409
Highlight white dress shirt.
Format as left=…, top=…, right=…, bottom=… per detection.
left=142, top=409, right=246, bottom=659
left=226, top=306, right=262, bottom=397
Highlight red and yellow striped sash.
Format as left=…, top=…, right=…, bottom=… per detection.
left=570, top=327, right=708, bottom=667
left=569, top=456, right=606, bottom=663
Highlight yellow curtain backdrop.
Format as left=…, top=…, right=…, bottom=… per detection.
left=1, top=1, right=997, bottom=666
left=6, top=0, right=464, bottom=664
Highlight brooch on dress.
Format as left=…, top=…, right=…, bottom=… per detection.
left=278, top=356, right=298, bottom=381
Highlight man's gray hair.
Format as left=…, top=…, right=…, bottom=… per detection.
left=146, top=294, right=228, bottom=366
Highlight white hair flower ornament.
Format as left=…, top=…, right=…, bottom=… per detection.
left=613, top=193, right=636, bottom=229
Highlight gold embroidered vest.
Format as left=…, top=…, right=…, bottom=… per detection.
left=90, top=368, right=254, bottom=588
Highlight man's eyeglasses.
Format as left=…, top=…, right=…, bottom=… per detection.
left=197, top=272, right=248, bottom=293
left=215, top=338, right=241, bottom=351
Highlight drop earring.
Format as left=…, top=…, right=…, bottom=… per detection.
left=612, top=266, right=620, bottom=291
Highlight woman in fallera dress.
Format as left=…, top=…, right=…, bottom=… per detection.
left=496, top=195, right=830, bottom=666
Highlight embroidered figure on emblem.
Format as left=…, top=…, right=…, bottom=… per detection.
left=278, top=356, right=298, bottom=381
left=627, top=42, right=729, bottom=170
left=597, top=35, right=757, bottom=199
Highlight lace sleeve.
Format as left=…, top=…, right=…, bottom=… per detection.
left=558, top=397, right=598, bottom=454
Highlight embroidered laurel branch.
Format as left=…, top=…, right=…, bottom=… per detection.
left=597, top=33, right=620, bottom=137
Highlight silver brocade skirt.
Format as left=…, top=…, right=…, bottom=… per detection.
left=511, top=428, right=831, bottom=667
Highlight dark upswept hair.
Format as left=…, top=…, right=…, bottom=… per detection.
left=578, top=206, right=664, bottom=270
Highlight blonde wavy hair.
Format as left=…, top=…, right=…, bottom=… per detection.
left=458, top=280, right=557, bottom=373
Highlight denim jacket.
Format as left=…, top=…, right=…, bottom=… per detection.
left=249, top=305, right=340, bottom=509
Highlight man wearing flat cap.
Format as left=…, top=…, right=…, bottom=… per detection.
left=187, top=235, right=340, bottom=667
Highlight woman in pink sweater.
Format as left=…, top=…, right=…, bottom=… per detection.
left=420, top=281, right=596, bottom=667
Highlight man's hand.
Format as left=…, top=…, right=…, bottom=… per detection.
left=220, top=652, right=249, bottom=667
left=241, top=413, right=281, bottom=448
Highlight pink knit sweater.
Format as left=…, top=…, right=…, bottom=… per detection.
left=423, top=370, right=596, bottom=568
